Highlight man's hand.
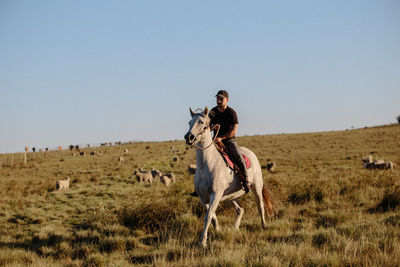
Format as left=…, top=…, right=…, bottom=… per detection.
left=215, top=137, right=222, bottom=143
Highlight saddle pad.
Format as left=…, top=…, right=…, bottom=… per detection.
left=243, top=154, right=251, bottom=169
left=223, top=154, right=251, bottom=169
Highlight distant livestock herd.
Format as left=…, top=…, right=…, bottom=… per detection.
left=48, top=145, right=396, bottom=193
left=24, top=141, right=127, bottom=153
left=55, top=166, right=182, bottom=192
left=54, top=145, right=190, bottom=191
left=25, top=146, right=49, bottom=152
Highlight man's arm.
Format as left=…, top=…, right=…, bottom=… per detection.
left=215, top=124, right=238, bottom=143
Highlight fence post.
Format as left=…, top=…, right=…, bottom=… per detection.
left=24, top=147, right=29, bottom=165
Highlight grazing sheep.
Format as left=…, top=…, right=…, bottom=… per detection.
left=266, top=161, right=276, bottom=173
left=119, top=156, right=125, bottom=163
left=80, top=152, right=86, bottom=156
left=161, top=173, right=176, bottom=184
left=124, top=148, right=129, bottom=154
left=362, top=155, right=376, bottom=169
left=134, top=169, right=152, bottom=183
left=75, top=145, right=80, bottom=152
left=188, top=164, right=197, bottom=174
left=56, top=177, right=70, bottom=191
left=160, top=175, right=172, bottom=187
left=151, top=168, right=162, bottom=181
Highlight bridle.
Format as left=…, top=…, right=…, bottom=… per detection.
left=186, top=121, right=220, bottom=151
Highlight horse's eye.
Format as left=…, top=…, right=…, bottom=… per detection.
left=198, top=120, right=203, bottom=124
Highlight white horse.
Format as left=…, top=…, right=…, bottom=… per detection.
left=185, top=107, right=275, bottom=248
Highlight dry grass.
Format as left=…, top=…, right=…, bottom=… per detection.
left=0, top=124, right=399, bottom=266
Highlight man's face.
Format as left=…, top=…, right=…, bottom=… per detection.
left=216, top=96, right=228, bottom=108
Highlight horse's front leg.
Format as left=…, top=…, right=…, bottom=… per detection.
left=202, top=203, right=220, bottom=232
left=200, top=192, right=223, bottom=248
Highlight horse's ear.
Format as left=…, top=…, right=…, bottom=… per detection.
left=189, top=107, right=195, bottom=117
left=203, top=106, right=209, bottom=116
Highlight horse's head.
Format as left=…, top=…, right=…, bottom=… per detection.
left=184, top=106, right=210, bottom=146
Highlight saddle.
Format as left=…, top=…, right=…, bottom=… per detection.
left=214, top=141, right=251, bottom=177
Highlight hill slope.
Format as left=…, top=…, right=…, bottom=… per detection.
left=0, top=124, right=399, bottom=266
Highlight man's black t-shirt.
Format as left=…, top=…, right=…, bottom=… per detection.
left=209, top=106, right=238, bottom=139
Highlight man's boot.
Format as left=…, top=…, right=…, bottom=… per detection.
left=241, top=180, right=250, bottom=193
left=242, top=180, right=251, bottom=193
left=238, top=170, right=251, bottom=193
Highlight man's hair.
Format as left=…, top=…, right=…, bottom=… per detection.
left=215, top=90, right=229, bottom=99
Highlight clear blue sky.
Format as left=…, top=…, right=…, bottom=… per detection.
left=1, top=1, right=399, bottom=153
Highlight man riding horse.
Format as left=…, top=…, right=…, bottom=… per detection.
left=190, top=90, right=251, bottom=196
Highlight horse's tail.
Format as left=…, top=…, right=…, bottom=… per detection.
left=262, top=184, right=275, bottom=217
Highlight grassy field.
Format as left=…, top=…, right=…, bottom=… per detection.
left=0, top=124, right=399, bottom=266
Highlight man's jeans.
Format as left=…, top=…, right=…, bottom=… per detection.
left=222, top=138, right=248, bottom=179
